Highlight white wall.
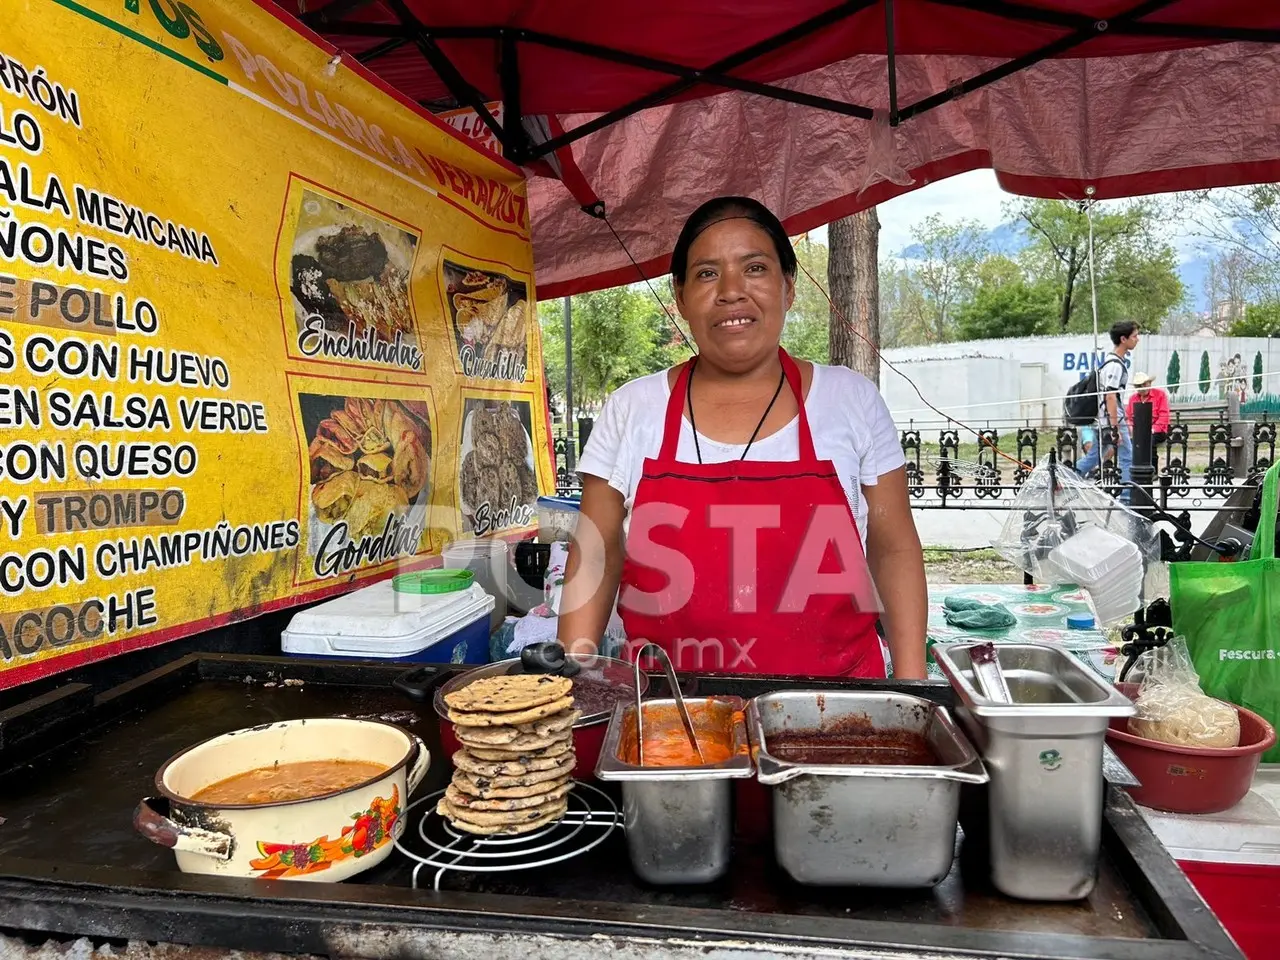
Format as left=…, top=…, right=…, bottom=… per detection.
left=880, top=334, right=1280, bottom=427
left=882, top=356, right=1022, bottom=427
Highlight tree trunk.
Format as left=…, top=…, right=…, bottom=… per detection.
left=828, top=208, right=881, bottom=382
left=1059, top=249, right=1078, bottom=332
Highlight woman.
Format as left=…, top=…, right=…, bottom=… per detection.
left=558, top=197, right=927, bottom=679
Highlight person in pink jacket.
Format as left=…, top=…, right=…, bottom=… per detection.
left=1127, top=372, right=1170, bottom=467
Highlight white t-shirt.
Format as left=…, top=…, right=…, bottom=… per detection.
left=1098, top=353, right=1130, bottom=426
left=576, top=362, right=907, bottom=548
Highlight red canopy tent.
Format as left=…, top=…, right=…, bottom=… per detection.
left=282, top=1, right=1280, bottom=298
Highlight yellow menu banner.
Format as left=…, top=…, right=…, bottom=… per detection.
left=0, top=0, right=552, bottom=687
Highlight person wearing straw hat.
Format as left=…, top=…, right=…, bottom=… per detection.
left=1126, top=372, right=1169, bottom=469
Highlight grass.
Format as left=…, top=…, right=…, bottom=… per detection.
left=921, top=548, right=1019, bottom=584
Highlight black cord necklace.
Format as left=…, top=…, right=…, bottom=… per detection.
left=686, top=358, right=788, bottom=464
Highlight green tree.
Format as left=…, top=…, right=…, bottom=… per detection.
left=1199, top=350, right=1212, bottom=394
left=782, top=235, right=831, bottom=363
left=1167, top=351, right=1181, bottom=395
left=898, top=214, right=987, bottom=343
left=1175, top=186, right=1280, bottom=304
left=878, top=263, right=929, bottom=347
left=538, top=286, right=682, bottom=410
left=954, top=278, right=1057, bottom=340
left=1255, top=352, right=1264, bottom=394
left=1229, top=302, right=1280, bottom=338
left=1011, top=198, right=1183, bottom=333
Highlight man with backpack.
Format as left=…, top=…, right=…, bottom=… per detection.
left=1067, top=321, right=1141, bottom=499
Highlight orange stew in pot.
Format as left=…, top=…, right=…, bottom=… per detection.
left=621, top=701, right=743, bottom=767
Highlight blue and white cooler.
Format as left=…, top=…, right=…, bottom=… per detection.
left=282, top=569, right=495, bottom=664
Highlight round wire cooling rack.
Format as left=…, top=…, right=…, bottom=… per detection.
left=393, top=781, right=620, bottom=891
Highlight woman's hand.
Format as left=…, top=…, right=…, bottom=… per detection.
left=556, top=475, right=627, bottom=657
left=863, top=467, right=928, bottom=680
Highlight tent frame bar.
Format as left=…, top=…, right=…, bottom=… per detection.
left=897, top=0, right=1180, bottom=122
left=310, top=0, right=1280, bottom=164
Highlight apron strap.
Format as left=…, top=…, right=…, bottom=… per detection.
left=659, top=360, right=695, bottom=460
left=658, top=348, right=818, bottom=463
left=779, top=349, right=818, bottom=463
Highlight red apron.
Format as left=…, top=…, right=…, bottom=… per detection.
left=618, top=349, right=884, bottom=677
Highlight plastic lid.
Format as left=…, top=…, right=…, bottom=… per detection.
left=1067, top=612, right=1096, bottom=630
left=392, top=569, right=474, bottom=594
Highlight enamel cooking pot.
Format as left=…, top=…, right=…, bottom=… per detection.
left=134, top=717, right=429, bottom=881
left=396, top=650, right=647, bottom=779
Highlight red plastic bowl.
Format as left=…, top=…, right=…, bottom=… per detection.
left=1106, top=682, right=1276, bottom=815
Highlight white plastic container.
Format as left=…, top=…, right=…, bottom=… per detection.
left=1140, top=768, right=1280, bottom=865
left=536, top=496, right=580, bottom=543
left=535, top=499, right=581, bottom=545
left=282, top=578, right=494, bottom=664
left=1048, top=525, right=1141, bottom=585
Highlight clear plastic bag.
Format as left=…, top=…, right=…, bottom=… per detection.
left=1127, top=636, right=1241, bottom=748
left=992, top=461, right=1161, bottom=593
left=856, top=108, right=915, bottom=195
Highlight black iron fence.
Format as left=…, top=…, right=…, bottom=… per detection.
left=551, top=414, right=1276, bottom=508
left=901, top=414, right=1275, bottom=509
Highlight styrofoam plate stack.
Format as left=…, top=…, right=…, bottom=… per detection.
left=1047, top=525, right=1143, bottom=623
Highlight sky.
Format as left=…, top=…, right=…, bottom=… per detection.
left=806, top=169, right=1014, bottom=256
left=881, top=170, right=1015, bottom=254
left=805, top=168, right=1217, bottom=308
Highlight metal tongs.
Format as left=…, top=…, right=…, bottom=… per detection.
left=966, top=642, right=1140, bottom=787
left=969, top=642, right=1013, bottom=704
left=633, top=642, right=704, bottom=766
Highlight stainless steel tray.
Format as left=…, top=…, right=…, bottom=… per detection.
left=936, top=642, right=1136, bottom=721
left=596, top=697, right=752, bottom=884
left=935, top=642, right=1137, bottom=901
left=746, top=691, right=987, bottom=887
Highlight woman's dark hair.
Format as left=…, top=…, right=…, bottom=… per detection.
left=670, top=196, right=797, bottom=285
left=1110, top=320, right=1140, bottom=345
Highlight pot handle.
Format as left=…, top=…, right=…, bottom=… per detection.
left=407, top=736, right=431, bottom=794
left=133, top=797, right=234, bottom=861
left=393, top=665, right=438, bottom=702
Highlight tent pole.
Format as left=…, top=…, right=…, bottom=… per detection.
left=926, top=0, right=1280, bottom=44
left=412, top=32, right=506, bottom=142
left=382, top=0, right=507, bottom=144
left=359, top=38, right=409, bottom=63
left=564, top=297, right=576, bottom=475
left=500, top=31, right=529, bottom=163
left=300, top=0, right=376, bottom=28
left=896, top=0, right=1179, bottom=122
left=525, top=0, right=877, bottom=160
left=885, top=0, right=899, bottom=125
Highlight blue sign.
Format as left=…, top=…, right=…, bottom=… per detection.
left=1063, top=350, right=1132, bottom=381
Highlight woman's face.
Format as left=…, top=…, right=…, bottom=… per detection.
left=675, top=218, right=794, bottom=373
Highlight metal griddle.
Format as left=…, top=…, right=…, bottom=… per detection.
left=0, top=649, right=1241, bottom=960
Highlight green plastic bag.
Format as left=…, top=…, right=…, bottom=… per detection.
left=1170, top=460, right=1280, bottom=762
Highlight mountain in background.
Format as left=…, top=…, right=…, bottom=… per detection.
left=897, top=220, right=1215, bottom=311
